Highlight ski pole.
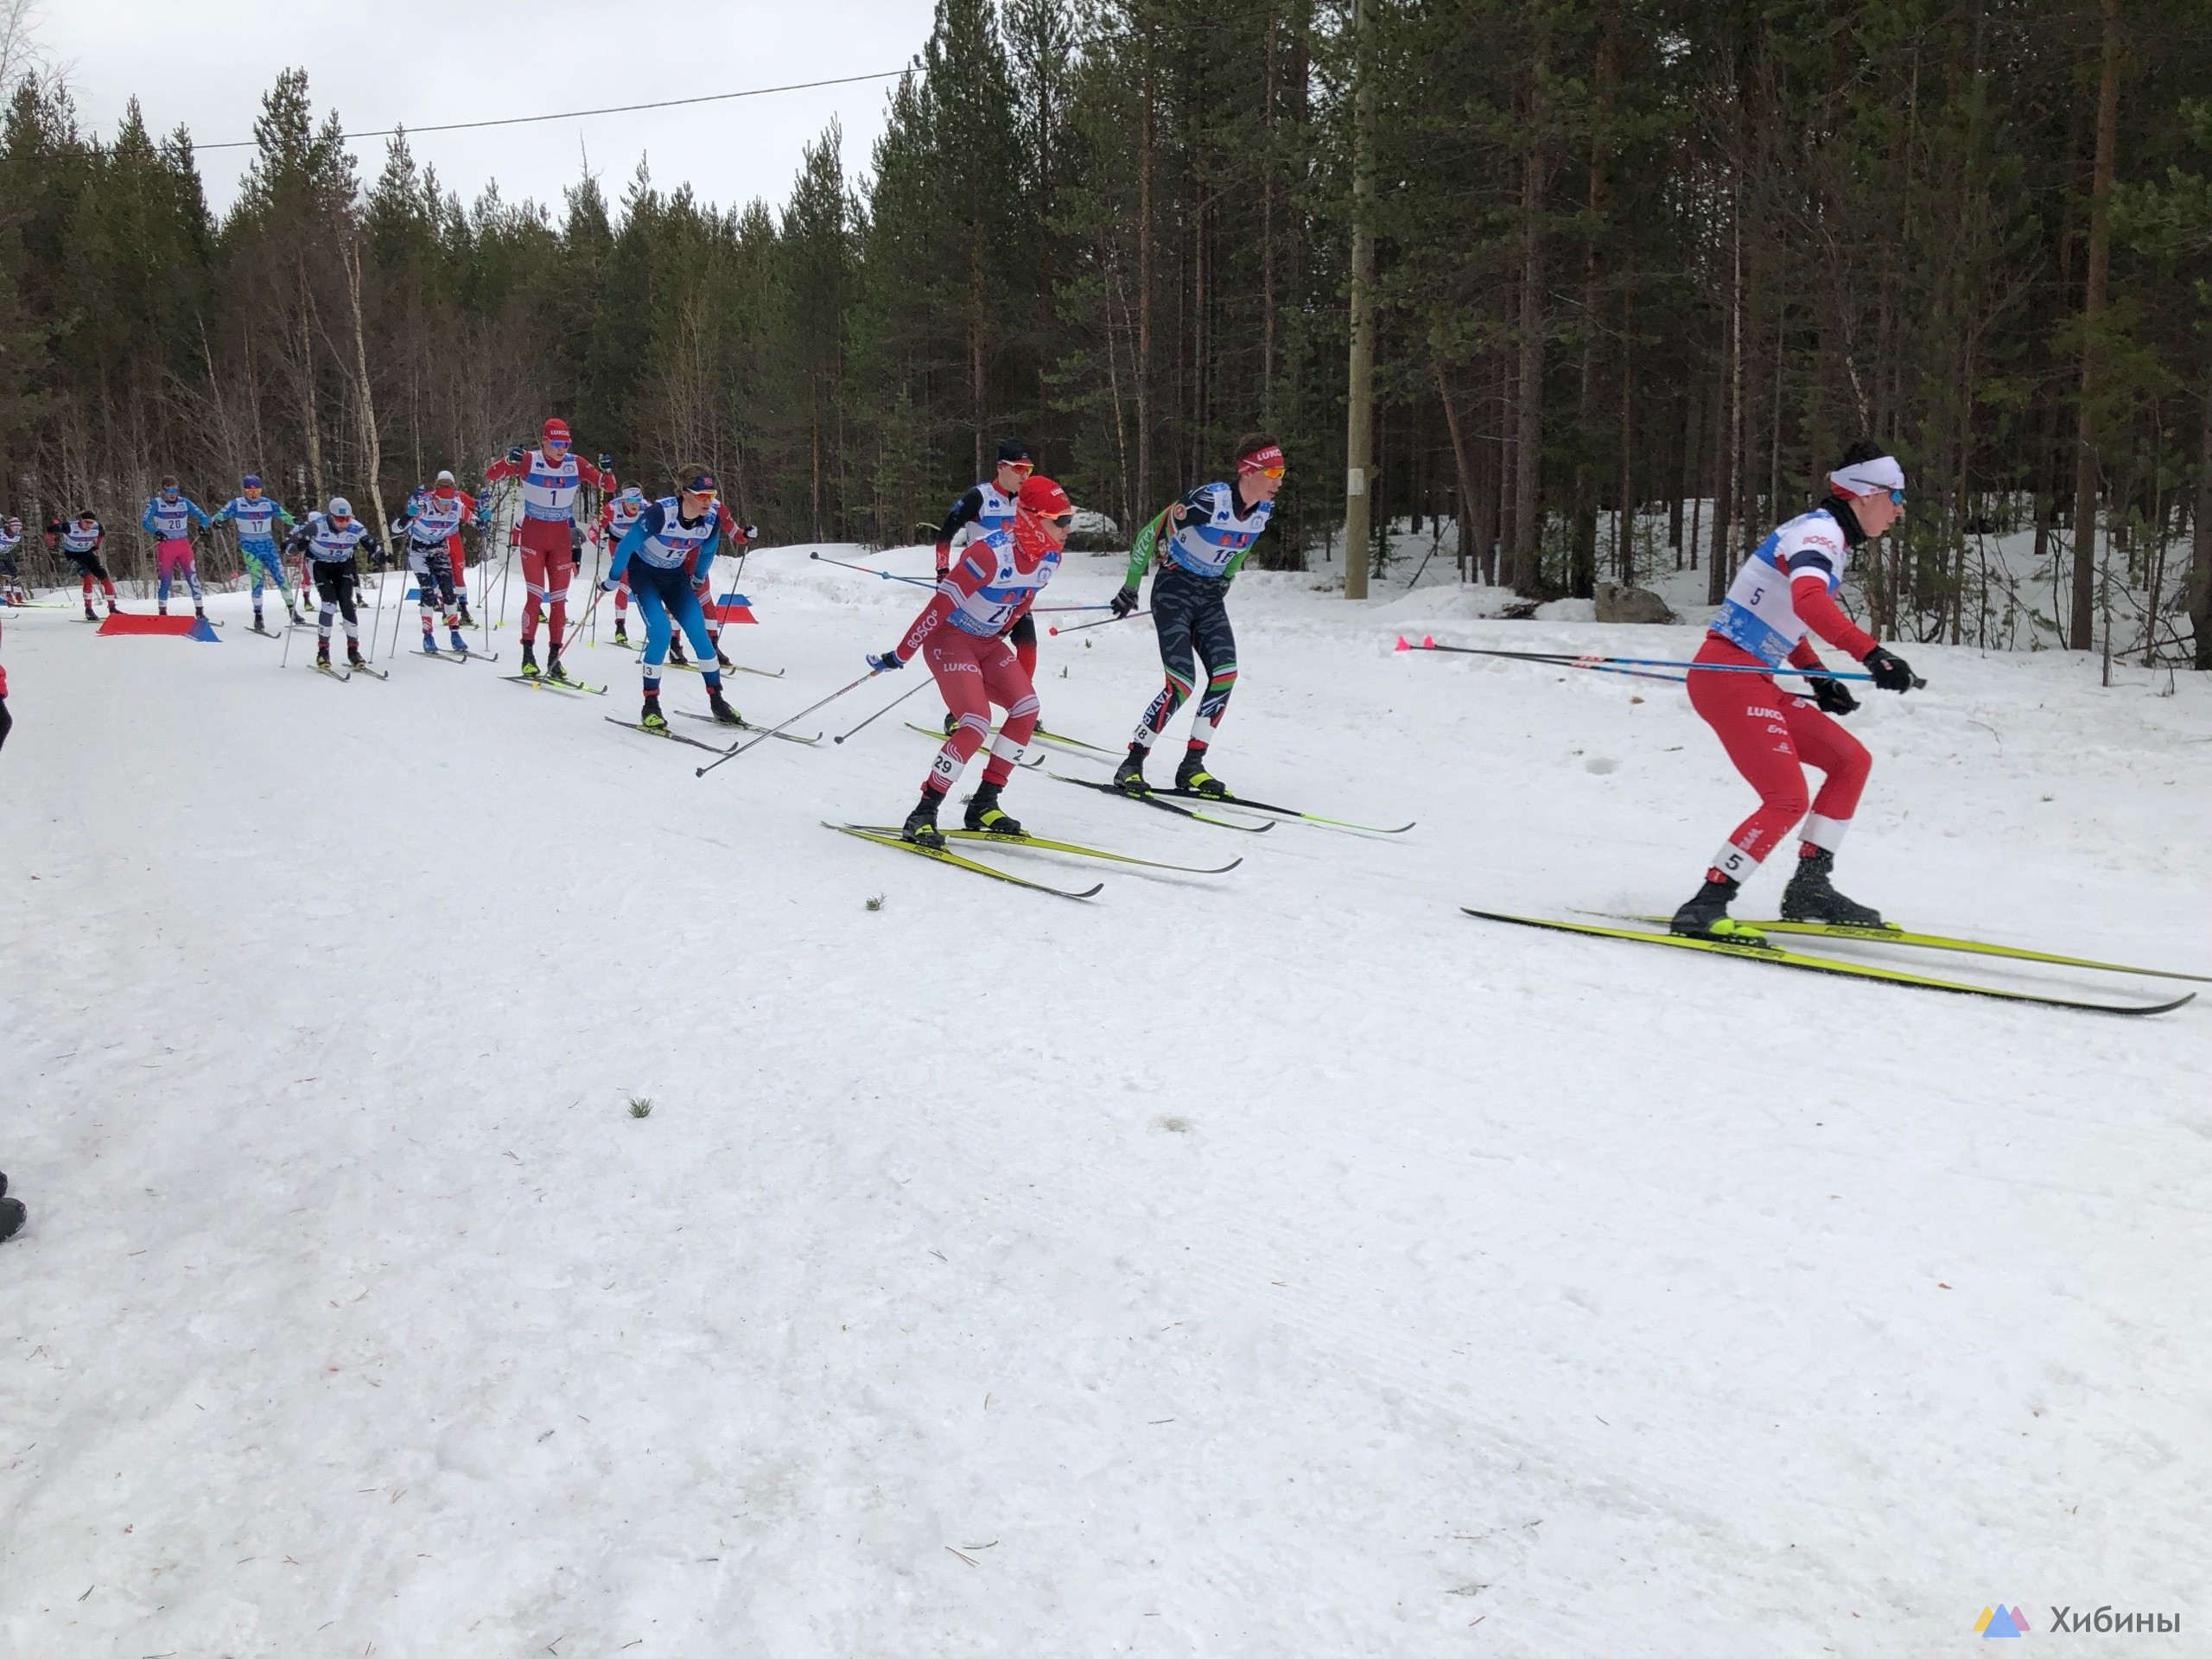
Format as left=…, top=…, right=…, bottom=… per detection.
left=696, top=667, right=885, bottom=778
left=1048, top=609, right=1148, bottom=636
left=1393, top=636, right=1898, bottom=683
left=1033, top=602, right=1113, bottom=613
left=832, top=676, right=931, bottom=744
left=807, top=550, right=933, bottom=587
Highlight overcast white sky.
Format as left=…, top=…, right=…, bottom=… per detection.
left=38, top=0, right=936, bottom=219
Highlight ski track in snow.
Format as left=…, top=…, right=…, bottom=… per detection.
left=2, top=550, right=2207, bottom=1656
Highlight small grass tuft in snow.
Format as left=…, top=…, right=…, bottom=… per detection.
left=626, top=1096, right=652, bottom=1119
left=865, top=893, right=886, bottom=912
left=1154, top=1115, right=1193, bottom=1134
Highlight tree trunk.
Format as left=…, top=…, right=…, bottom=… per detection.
left=2069, top=0, right=2123, bottom=651
left=1510, top=29, right=1549, bottom=598
left=1437, top=362, right=1476, bottom=582
left=1617, top=283, right=1634, bottom=582
left=2192, top=385, right=2211, bottom=670
left=1136, top=52, right=1154, bottom=515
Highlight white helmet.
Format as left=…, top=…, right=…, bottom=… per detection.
left=328, top=497, right=353, bottom=518
left=435, top=468, right=456, bottom=485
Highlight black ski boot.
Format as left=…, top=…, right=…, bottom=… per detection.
left=963, top=781, right=1025, bottom=837
left=1112, top=743, right=1150, bottom=796
left=519, top=640, right=539, bottom=680
left=1780, top=847, right=1884, bottom=926
left=902, top=789, right=947, bottom=849
left=456, top=603, right=476, bottom=629
left=944, top=709, right=960, bottom=736
left=640, top=694, right=668, bottom=731
left=1174, top=747, right=1230, bottom=799
left=715, top=647, right=734, bottom=671
left=1669, top=873, right=1766, bottom=944
left=544, top=652, right=573, bottom=686
left=707, top=692, right=743, bottom=726
left=613, top=622, right=630, bottom=646
left=315, top=640, right=333, bottom=669
left=669, top=639, right=690, bottom=667
left=0, top=1171, right=22, bottom=1243
left=346, top=643, right=368, bottom=670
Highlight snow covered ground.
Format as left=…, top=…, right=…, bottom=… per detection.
left=3, top=544, right=2208, bottom=1656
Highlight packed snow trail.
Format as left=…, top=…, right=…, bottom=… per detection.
left=2, top=547, right=2207, bottom=1656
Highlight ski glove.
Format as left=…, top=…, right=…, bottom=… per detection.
left=1807, top=676, right=1859, bottom=717
left=867, top=650, right=906, bottom=673
left=1861, top=645, right=1918, bottom=693
left=1109, top=583, right=1141, bottom=619
left=600, top=575, right=620, bottom=593
left=597, top=454, right=613, bottom=469
left=505, top=445, right=525, bottom=464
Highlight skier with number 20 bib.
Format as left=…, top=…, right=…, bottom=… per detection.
left=1669, top=442, right=1922, bottom=943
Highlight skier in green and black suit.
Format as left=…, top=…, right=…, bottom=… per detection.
left=1108, top=434, right=1285, bottom=798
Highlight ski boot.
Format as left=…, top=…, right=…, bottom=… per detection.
left=455, top=604, right=476, bottom=629
left=1112, top=743, right=1150, bottom=796
left=613, top=622, right=630, bottom=647
left=902, top=789, right=947, bottom=849
left=707, top=692, right=743, bottom=727
left=0, top=1171, right=22, bottom=1243
left=715, top=647, right=734, bottom=672
left=346, top=641, right=369, bottom=671
left=544, top=652, right=575, bottom=687
left=669, top=639, right=690, bottom=667
left=1780, top=847, right=1884, bottom=927
left=639, top=694, right=669, bottom=732
left=158, top=602, right=168, bottom=616
left=1669, top=873, right=1766, bottom=944
left=315, top=641, right=333, bottom=669
left=519, top=641, right=540, bottom=680
left=83, top=603, right=99, bottom=622
left=1174, top=747, right=1230, bottom=800
left=449, top=628, right=467, bottom=653
left=420, top=630, right=442, bottom=656
left=194, top=604, right=207, bottom=620
left=252, top=608, right=265, bottom=632
left=963, top=781, right=1024, bottom=837
left=944, top=709, right=960, bottom=736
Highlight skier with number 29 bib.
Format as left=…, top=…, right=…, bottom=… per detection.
left=1669, top=441, right=1922, bottom=944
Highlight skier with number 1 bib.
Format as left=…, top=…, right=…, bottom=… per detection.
left=865, top=474, right=1074, bottom=847
left=1109, top=434, right=1285, bottom=799
left=1669, top=442, right=1922, bottom=942
left=483, top=418, right=615, bottom=685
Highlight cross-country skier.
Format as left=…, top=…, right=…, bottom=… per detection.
left=210, top=474, right=300, bottom=630
left=602, top=465, right=742, bottom=732
left=393, top=470, right=475, bottom=656
left=1108, top=433, right=1285, bottom=799
left=931, top=440, right=1039, bottom=734
left=865, top=474, right=1074, bottom=847
left=482, top=419, right=616, bottom=684
left=682, top=501, right=756, bottom=672
left=285, top=497, right=381, bottom=672
left=142, top=477, right=212, bottom=617
left=0, top=516, right=27, bottom=605
left=1668, top=442, right=1921, bottom=941
left=601, top=484, right=648, bottom=645
left=48, top=509, right=120, bottom=618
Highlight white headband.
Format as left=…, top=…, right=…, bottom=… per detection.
left=1828, top=455, right=1905, bottom=497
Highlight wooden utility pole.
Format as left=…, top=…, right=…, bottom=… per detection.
left=1342, top=0, right=1376, bottom=600
left=2069, top=0, right=2123, bottom=651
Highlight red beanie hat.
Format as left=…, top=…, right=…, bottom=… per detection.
left=1017, top=475, right=1071, bottom=516
left=543, top=417, right=571, bottom=444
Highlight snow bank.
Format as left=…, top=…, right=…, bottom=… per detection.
left=2, top=548, right=2206, bottom=1656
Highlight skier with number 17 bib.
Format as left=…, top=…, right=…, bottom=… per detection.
left=1109, top=433, right=1285, bottom=800
left=1669, top=442, right=1922, bottom=943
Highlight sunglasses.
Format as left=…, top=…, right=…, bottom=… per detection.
left=1255, top=464, right=1286, bottom=480
left=1046, top=512, right=1074, bottom=528
left=1003, top=460, right=1035, bottom=474
left=544, top=438, right=569, bottom=450
left=1889, top=489, right=1905, bottom=505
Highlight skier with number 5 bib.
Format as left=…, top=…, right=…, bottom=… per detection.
left=1669, top=442, right=1922, bottom=943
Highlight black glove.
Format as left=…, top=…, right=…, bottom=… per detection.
left=505, top=445, right=525, bottom=465
left=1109, top=583, right=1141, bottom=619
left=598, top=453, right=613, bottom=469
left=741, top=524, right=758, bottom=542
left=1861, top=644, right=1918, bottom=693
left=1808, top=676, right=1859, bottom=717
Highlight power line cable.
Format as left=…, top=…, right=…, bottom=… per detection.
left=196, top=69, right=906, bottom=152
